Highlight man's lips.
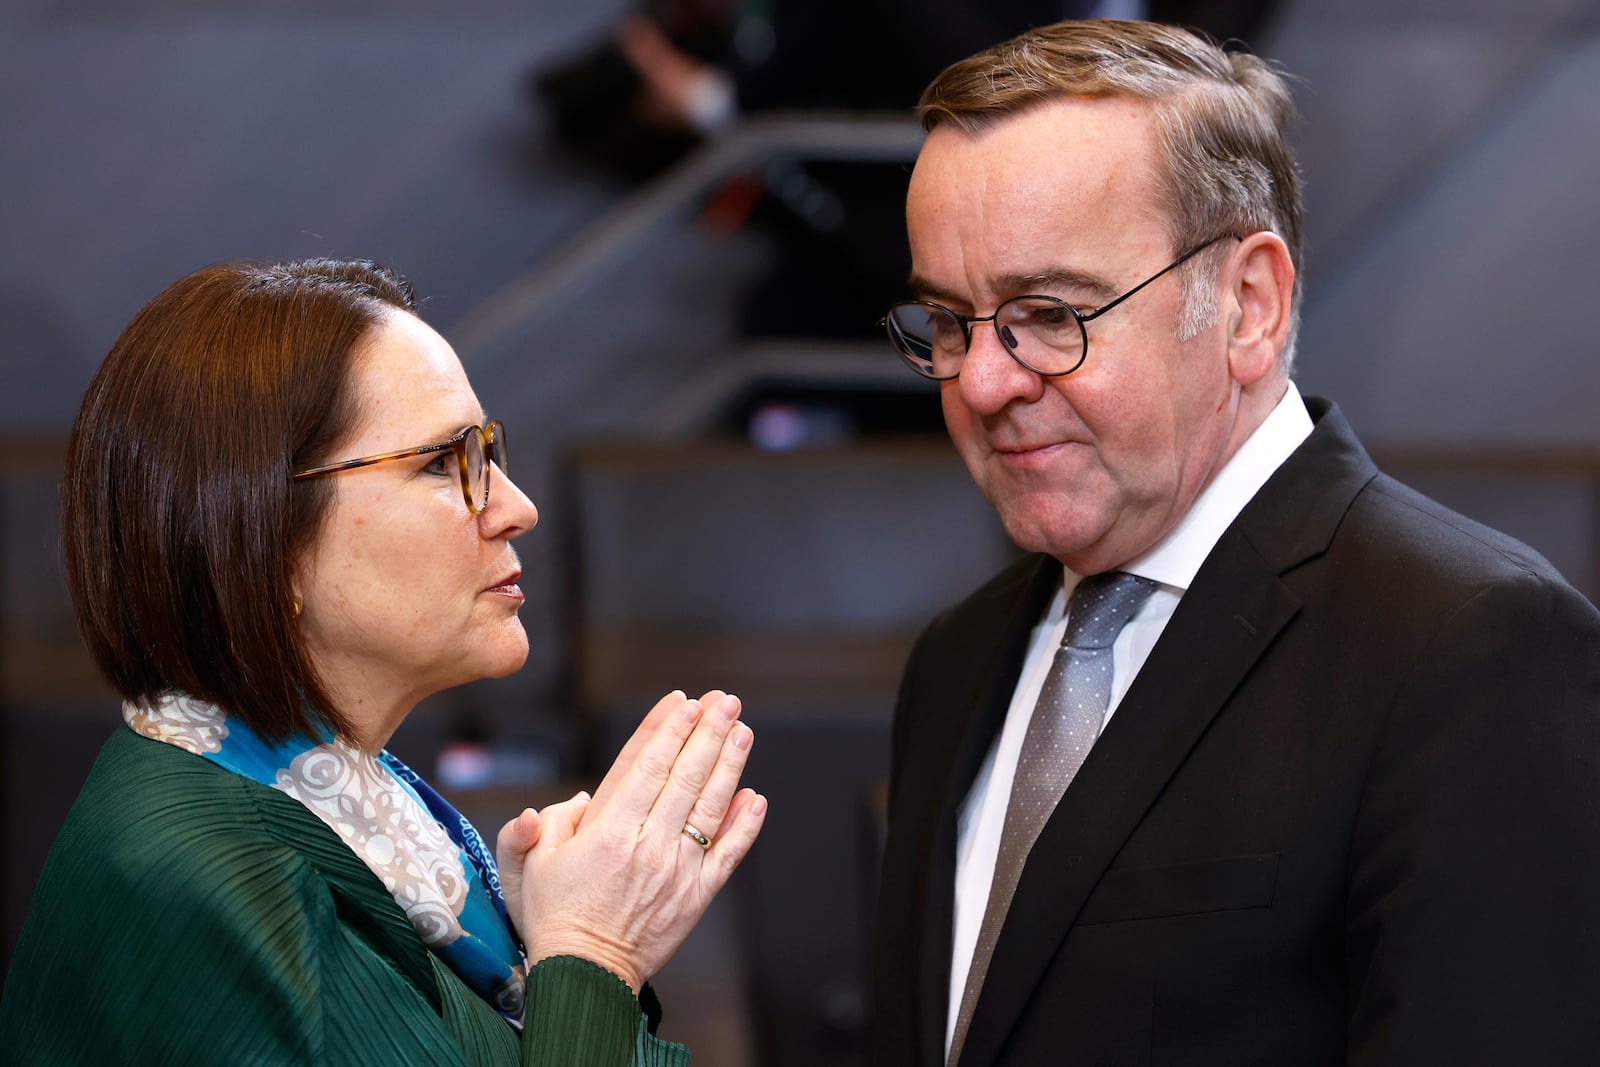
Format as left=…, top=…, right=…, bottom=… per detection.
left=993, top=440, right=1074, bottom=461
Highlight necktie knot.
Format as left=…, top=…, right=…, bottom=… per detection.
left=1061, top=571, right=1157, bottom=651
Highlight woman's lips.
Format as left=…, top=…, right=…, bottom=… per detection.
left=485, top=573, right=524, bottom=600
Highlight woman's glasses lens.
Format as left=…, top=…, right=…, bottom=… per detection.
left=291, top=420, right=508, bottom=514
left=463, top=421, right=507, bottom=514
left=464, top=431, right=487, bottom=512
left=486, top=421, right=507, bottom=478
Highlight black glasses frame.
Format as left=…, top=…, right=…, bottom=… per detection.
left=882, top=233, right=1242, bottom=380
left=292, top=420, right=507, bottom=514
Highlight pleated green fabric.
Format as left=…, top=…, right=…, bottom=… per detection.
left=522, top=957, right=690, bottom=1067
left=0, top=728, right=691, bottom=1067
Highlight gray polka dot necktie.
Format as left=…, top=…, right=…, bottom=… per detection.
left=947, top=571, right=1158, bottom=1066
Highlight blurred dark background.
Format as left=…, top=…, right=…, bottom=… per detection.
left=3, top=1, right=1598, bottom=1063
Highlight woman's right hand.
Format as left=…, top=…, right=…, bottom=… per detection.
left=517, top=690, right=766, bottom=992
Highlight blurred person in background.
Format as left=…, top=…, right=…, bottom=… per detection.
left=0, top=257, right=765, bottom=1065
left=532, top=0, right=1278, bottom=340
left=874, top=19, right=1600, bottom=1066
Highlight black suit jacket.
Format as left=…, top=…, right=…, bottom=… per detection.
left=873, top=399, right=1600, bottom=1065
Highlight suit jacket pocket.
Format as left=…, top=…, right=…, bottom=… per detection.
left=1076, top=852, right=1280, bottom=925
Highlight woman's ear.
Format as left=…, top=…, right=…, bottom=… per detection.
left=1224, top=231, right=1295, bottom=387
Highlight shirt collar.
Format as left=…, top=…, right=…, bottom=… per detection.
left=1117, top=382, right=1313, bottom=593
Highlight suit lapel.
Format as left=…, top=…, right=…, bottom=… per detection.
left=954, top=399, right=1379, bottom=1066
left=890, top=554, right=1061, bottom=1066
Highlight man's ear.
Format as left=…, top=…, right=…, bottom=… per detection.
left=1224, top=231, right=1295, bottom=387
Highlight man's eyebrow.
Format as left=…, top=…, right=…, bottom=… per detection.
left=994, top=268, right=1120, bottom=305
left=905, top=273, right=961, bottom=305
left=905, top=267, right=1121, bottom=308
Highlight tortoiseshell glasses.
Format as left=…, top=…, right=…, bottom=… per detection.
left=292, top=421, right=507, bottom=514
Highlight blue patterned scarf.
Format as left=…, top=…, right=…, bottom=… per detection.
left=125, top=692, right=527, bottom=1025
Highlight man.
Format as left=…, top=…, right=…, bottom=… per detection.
left=872, top=19, right=1600, bottom=1066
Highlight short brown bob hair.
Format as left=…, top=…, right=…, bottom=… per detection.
left=918, top=19, right=1304, bottom=368
left=62, top=258, right=416, bottom=743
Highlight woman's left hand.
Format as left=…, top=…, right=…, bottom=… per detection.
left=494, top=687, right=697, bottom=943
left=516, top=689, right=766, bottom=992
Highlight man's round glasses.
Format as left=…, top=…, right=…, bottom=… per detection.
left=881, top=234, right=1240, bottom=380
left=292, top=421, right=507, bottom=514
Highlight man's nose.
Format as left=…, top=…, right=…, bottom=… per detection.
left=954, top=320, right=1043, bottom=414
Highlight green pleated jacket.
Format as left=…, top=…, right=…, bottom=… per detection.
left=0, top=727, right=690, bottom=1066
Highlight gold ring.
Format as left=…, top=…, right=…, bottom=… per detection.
left=681, top=822, right=711, bottom=849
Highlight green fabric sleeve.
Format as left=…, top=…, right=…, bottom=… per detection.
left=0, top=731, right=690, bottom=1066
left=521, top=956, right=690, bottom=1067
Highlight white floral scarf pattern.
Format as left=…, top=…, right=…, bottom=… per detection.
left=125, top=692, right=527, bottom=1022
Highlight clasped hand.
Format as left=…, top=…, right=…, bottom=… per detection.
left=495, top=690, right=766, bottom=993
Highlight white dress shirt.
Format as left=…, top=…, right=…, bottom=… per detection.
left=944, top=384, right=1315, bottom=1056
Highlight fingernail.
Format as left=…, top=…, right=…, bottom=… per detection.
left=751, top=794, right=768, bottom=816
left=682, top=699, right=703, bottom=723
left=718, top=694, right=740, bottom=721
left=733, top=723, right=753, bottom=750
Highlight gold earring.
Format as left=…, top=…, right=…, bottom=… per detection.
left=292, top=595, right=303, bottom=618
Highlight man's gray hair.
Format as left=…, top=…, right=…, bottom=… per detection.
left=919, top=19, right=1303, bottom=370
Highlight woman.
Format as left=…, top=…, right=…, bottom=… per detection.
left=0, top=258, right=766, bottom=1064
